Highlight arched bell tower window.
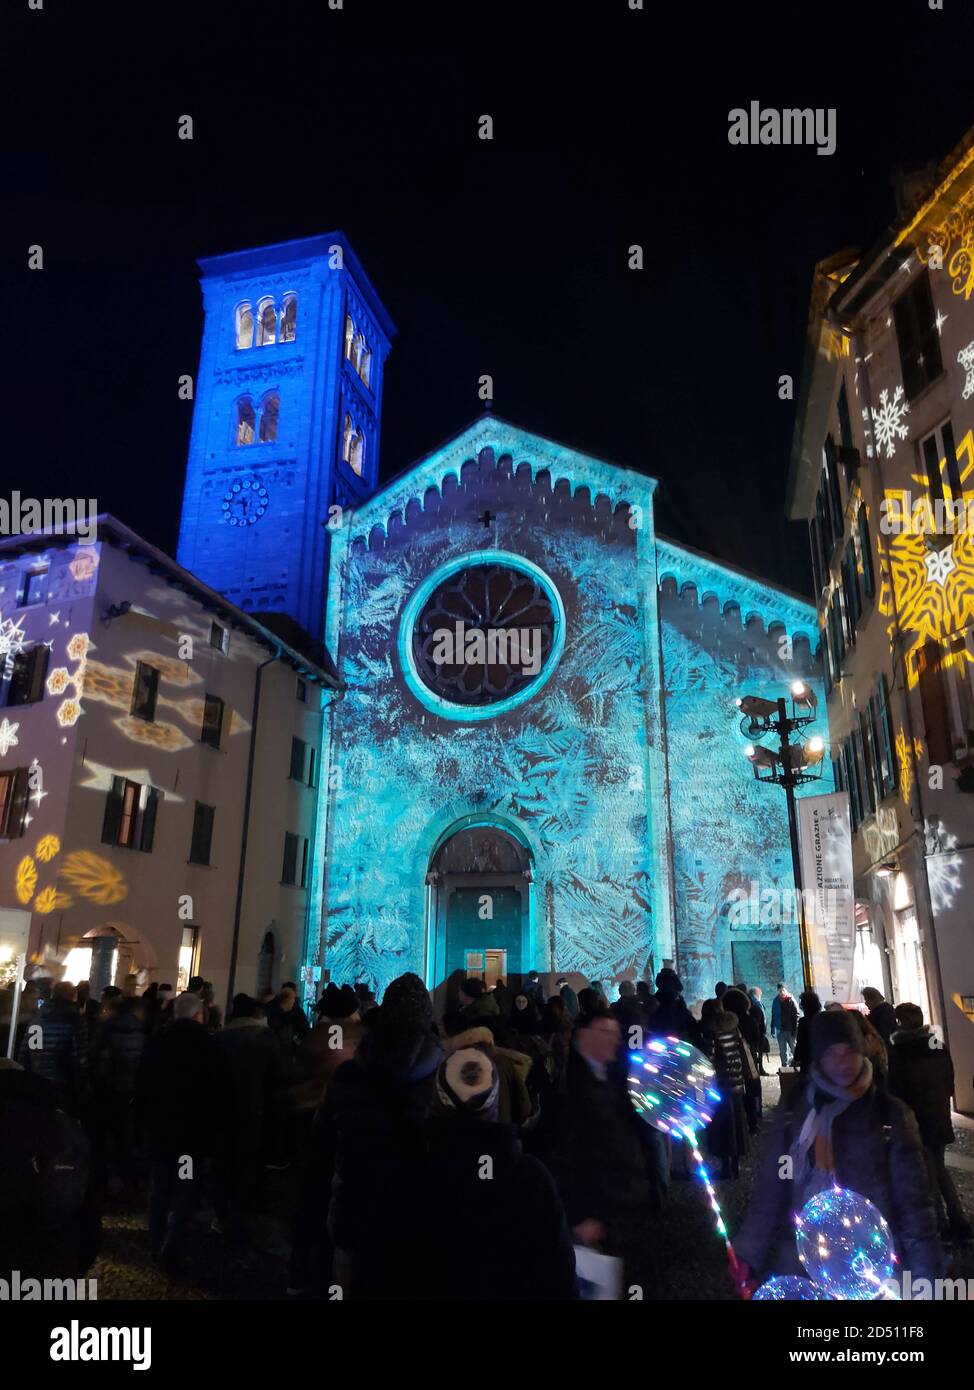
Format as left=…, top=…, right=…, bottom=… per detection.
left=235, top=397, right=256, bottom=446
left=235, top=302, right=254, bottom=350
left=256, top=297, right=277, bottom=346
left=280, top=294, right=297, bottom=343
left=258, top=392, right=280, bottom=444
left=342, top=412, right=365, bottom=476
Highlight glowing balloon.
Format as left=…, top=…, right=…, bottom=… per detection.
left=627, top=1036, right=720, bottom=1137
left=753, top=1276, right=821, bottom=1301
left=795, top=1187, right=897, bottom=1300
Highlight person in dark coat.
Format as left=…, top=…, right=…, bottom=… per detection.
left=547, top=1007, right=662, bottom=1296
left=748, top=987, right=769, bottom=1074
left=888, top=1002, right=972, bottom=1240
left=318, top=973, right=443, bottom=1298
left=555, top=977, right=579, bottom=1021
left=649, top=968, right=700, bottom=1046
left=770, top=983, right=798, bottom=1068
left=89, top=995, right=146, bottom=1195
left=524, top=970, right=545, bottom=1011
left=792, top=990, right=821, bottom=1075
left=721, top=988, right=762, bottom=1133
left=213, top=993, right=287, bottom=1242
left=16, top=981, right=89, bottom=1113
left=0, top=1059, right=100, bottom=1281
left=701, top=999, right=749, bottom=1178
left=134, top=992, right=231, bottom=1270
left=862, top=987, right=897, bottom=1048
left=416, top=1047, right=577, bottom=1300
left=266, top=982, right=311, bottom=1072
left=732, top=1009, right=943, bottom=1292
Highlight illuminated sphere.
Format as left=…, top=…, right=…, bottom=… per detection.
left=795, top=1187, right=896, bottom=1300
left=626, top=1036, right=720, bottom=1136
left=752, top=1275, right=821, bottom=1301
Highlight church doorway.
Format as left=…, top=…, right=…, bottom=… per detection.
left=426, top=823, right=534, bottom=1003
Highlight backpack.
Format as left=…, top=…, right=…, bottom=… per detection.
left=0, top=1092, right=90, bottom=1234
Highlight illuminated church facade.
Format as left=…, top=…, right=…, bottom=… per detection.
left=174, top=234, right=831, bottom=1007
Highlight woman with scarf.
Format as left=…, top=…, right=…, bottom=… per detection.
left=729, top=1010, right=942, bottom=1293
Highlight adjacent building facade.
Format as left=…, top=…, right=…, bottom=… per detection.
left=789, top=124, right=974, bottom=1108
left=0, top=519, right=337, bottom=1003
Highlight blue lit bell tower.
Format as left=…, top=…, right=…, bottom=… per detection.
left=177, top=234, right=395, bottom=640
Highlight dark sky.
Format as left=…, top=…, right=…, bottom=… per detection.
left=7, top=0, right=974, bottom=597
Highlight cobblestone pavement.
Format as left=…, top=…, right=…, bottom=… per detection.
left=90, top=1076, right=974, bottom=1300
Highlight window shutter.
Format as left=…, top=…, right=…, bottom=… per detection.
left=878, top=676, right=896, bottom=796
left=102, top=776, right=124, bottom=845
left=289, top=737, right=305, bottom=781
left=28, top=647, right=50, bottom=703
left=858, top=507, right=875, bottom=599
left=916, top=643, right=952, bottom=766
left=140, top=787, right=159, bottom=853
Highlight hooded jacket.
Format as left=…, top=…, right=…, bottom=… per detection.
left=733, top=1078, right=943, bottom=1282
left=770, top=992, right=798, bottom=1034
left=888, top=1025, right=956, bottom=1147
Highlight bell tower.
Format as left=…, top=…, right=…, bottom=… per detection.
left=176, top=233, right=394, bottom=640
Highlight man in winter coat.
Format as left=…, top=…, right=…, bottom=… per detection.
left=862, top=987, right=897, bottom=1049
left=548, top=1007, right=661, bottom=1296
left=214, top=993, right=287, bottom=1242
left=748, top=987, right=769, bottom=1074
left=888, top=1002, right=972, bottom=1240
left=319, top=973, right=444, bottom=1298
left=649, top=968, right=701, bottom=1046
left=458, top=976, right=500, bottom=1021
left=769, top=983, right=798, bottom=1068
left=17, top=981, right=89, bottom=1112
left=89, top=996, right=146, bottom=1194
left=266, top=982, right=311, bottom=1073
left=135, top=992, right=231, bottom=1270
left=556, top=977, right=580, bottom=1021
left=414, top=1047, right=578, bottom=1300
left=731, top=1009, right=943, bottom=1292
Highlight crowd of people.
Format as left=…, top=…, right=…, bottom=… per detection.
left=0, top=964, right=969, bottom=1300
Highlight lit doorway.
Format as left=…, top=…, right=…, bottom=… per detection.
left=465, top=948, right=508, bottom=991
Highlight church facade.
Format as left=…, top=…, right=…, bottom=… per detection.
left=177, top=236, right=830, bottom=1006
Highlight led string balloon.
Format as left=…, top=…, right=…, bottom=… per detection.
left=627, top=1037, right=735, bottom=1258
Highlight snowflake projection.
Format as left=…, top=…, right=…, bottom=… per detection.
left=46, top=667, right=70, bottom=695
left=0, top=717, right=19, bottom=757
left=0, top=614, right=28, bottom=667
left=34, top=887, right=58, bottom=915
left=56, top=700, right=82, bottom=728
left=925, top=823, right=964, bottom=913
left=878, top=428, right=974, bottom=685
left=36, top=834, right=60, bottom=863
left=59, top=850, right=127, bottom=905
left=871, top=386, right=910, bottom=459
left=924, top=545, right=956, bottom=587
left=15, top=855, right=37, bottom=905
left=959, top=340, right=974, bottom=400
left=66, top=632, right=91, bottom=663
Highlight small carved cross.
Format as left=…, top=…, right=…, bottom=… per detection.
left=479, top=510, right=495, bottom=528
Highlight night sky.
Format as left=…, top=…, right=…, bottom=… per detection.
left=7, top=0, right=974, bottom=598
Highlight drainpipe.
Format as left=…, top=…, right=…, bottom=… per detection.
left=299, top=683, right=344, bottom=1000
left=226, top=649, right=279, bottom=1003
left=850, top=328, right=950, bottom=1034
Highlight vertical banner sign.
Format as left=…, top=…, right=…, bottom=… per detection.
left=797, top=791, right=856, bottom=1003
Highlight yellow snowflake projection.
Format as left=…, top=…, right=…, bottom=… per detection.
left=114, top=715, right=192, bottom=751
left=878, top=428, right=974, bottom=686
left=125, top=650, right=201, bottom=687
left=57, top=699, right=82, bottom=727
left=80, top=660, right=137, bottom=710
left=59, top=851, right=127, bottom=905
left=895, top=727, right=927, bottom=805
left=66, top=633, right=92, bottom=662
left=15, top=855, right=37, bottom=904
left=69, top=549, right=99, bottom=583
left=35, top=834, right=61, bottom=863
left=34, top=886, right=58, bottom=915
left=46, top=667, right=71, bottom=695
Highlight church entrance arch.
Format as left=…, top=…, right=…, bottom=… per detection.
left=426, top=820, right=534, bottom=1007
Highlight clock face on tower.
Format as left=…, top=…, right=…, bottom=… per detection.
left=221, top=478, right=269, bottom=528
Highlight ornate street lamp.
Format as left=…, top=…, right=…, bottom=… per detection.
left=734, top=680, right=825, bottom=989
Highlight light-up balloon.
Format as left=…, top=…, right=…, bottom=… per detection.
left=752, top=1275, right=821, bottom=1301
left=795, top=1187, right=897, bottom=1300
left=627, top=1036, right=721, bottom=1136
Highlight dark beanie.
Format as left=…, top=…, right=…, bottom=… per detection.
left=318, top=982, right=343, bottom=1018
left=810, top=1008, right=864, bottom=1062
left=381, top=972, right=433, bottom=1032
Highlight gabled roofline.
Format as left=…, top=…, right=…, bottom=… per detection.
left=0, top=516, right=342, bottom=689
left=656, top=535, right=818, bottom=641
left=345, top=413, right=658, bottom=546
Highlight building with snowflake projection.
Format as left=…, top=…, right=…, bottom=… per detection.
left=789, top=123, right=974, bottom=1110
left=2, top=233, right=833, bottom=1022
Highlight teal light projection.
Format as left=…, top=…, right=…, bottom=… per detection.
left=305, top=418, right=829, bottom=1005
